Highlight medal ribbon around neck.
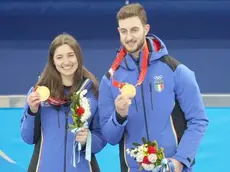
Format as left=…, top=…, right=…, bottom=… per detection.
left=109, top=41, right=149, bottom=89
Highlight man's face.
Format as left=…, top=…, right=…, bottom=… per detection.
left=118, top=16, right=149, bottom=54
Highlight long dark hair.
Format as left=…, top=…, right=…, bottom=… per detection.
left=36, top=33, right=98, bottom=100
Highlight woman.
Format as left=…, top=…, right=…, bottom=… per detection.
left=20, top=33, right=106, bottom=172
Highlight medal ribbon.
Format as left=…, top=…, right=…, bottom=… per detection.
left=109, top=41, right=149, bottom=88
left=47, top=97, right=67, bottom=106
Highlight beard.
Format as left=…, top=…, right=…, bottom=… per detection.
left=121, top=36, right=145, bottom=54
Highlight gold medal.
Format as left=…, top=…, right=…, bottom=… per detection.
left=35, top=86, right=50, bottom=101
left=121, top=84, right=136, bottom=98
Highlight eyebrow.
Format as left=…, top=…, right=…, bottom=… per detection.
left=55, top=52, right=75, bottom=57
left=55, top=54, right=63, bottom=57
left=120, top=26, right=139, bottom=30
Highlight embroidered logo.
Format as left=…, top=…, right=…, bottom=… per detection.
left=154, top=75, right=164, bottom=92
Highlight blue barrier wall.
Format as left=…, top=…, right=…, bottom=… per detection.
left=1, top=107, right=230, bottom=172
left=0, top=1, right=230, bottom=94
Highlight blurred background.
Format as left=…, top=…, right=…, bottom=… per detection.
left=0, top=0, right=230, bottom=171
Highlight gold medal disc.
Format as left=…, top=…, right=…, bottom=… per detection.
left=121, top=84, right=136, bottom=98
left=35, top=86, right=50, bottom=101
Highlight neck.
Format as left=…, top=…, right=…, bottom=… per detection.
left=61, top=75, right=73, bottom=87
left=131, top=43, right=145, bottom=59
left=131, top=51, right=141, bottom=59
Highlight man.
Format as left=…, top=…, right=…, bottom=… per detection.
left=98, top=3, right=208, bottom=172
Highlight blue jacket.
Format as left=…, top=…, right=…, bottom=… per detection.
left=20, top=79, right=106, bottom=172
left=98, top=35, right=209, bottom=172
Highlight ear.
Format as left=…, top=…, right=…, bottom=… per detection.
left=144, top=24, right=150, bottom=36
left=117, top=27, right=120, bottom=33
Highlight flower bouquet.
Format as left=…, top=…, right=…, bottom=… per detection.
left=126, top=137, right=172, bottom=172
left=69, top=89, right=91, bottom=130
left=69, top=89, right=92, bottom=167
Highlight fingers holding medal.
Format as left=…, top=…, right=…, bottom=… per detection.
left=115, top=83, right=136, bottom=118
left=27, top=85, right=50, bottom=113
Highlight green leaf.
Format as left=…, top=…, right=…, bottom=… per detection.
left=142, top=137, right=147, bottom=144
left=138, top=166, right=143, bottom=171
left=149, top=142, right=155, bottom=147
left=155, top=159, right=161, bottom=166
left=77, top=120, right=83, bottom=128
left=76, top=93, right=80, bottom=100
left=68, top=124, right=78, bottom=130
left=132, top=142, right=141, bottom=146
left=71, top=107, right=75, bottom=113
left=147, top=141, right=152, bottom=145
left=153, top=141, right=158, bottom=151
left=157, top=148, right=164, bottom=158
left=69, top=124, right=75, bottom=128
left=73, top=116, right=78, bottom=123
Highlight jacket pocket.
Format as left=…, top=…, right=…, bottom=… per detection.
left=134, top=96, right=138, bottom=112
left=149, top=83, right=154, bottom=110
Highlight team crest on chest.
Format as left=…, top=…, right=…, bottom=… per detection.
left=154, top=75, right=164, bottom=92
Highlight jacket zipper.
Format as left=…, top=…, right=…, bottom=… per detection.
left=57, top=111, right=60, bottom=128
left=149, top=83, right=154, bottom=110
left=53, top=105, right=61, bottom=128
left=63, top=110, right=69, bottom=172
left=137, top=66, right=150, bottom=141
left=134, top=97, right=138, bottom=112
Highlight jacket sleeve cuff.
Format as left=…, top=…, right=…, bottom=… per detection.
left=172, top=155, right=192, bottom=168
left=27, top=107, right=40, bottom=116
left=112, top=111, right=128, bottom=127
left=115, top=111, right=127, bottom=125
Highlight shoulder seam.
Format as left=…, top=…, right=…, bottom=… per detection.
left=159, top=55, right=181, bottom=72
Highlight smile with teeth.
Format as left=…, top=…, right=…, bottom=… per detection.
left=62, top=65, right=73, bottom=70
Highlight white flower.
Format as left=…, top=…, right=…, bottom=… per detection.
left=142, top=163, right=155, bottom=171
left=148, top=154, right=157, bottom=163
left=80, top=89, right=87, bottom=97
left=126, top=149, right=131, bottom=154
left=76, top=89, right=87, bottom=98
left=80, top=116, right=86, bottom=122
left=76, top=90, right=91, bottom=122
left=136, top=152, right=144, bottom=162
left=138, top=145, right=147, bottom=152
left=127, top=148, right=137, bottom=158
left=138, top=145, right=144, bottom=151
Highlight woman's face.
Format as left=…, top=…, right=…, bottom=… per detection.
left=53, top=44, right=78, bottom=80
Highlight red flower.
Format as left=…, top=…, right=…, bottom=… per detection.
left=76, top=106, right=85, bottom=117
left=142, top=156, right=151, bottom=164
left=148, top=146, right=157, bottom=154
